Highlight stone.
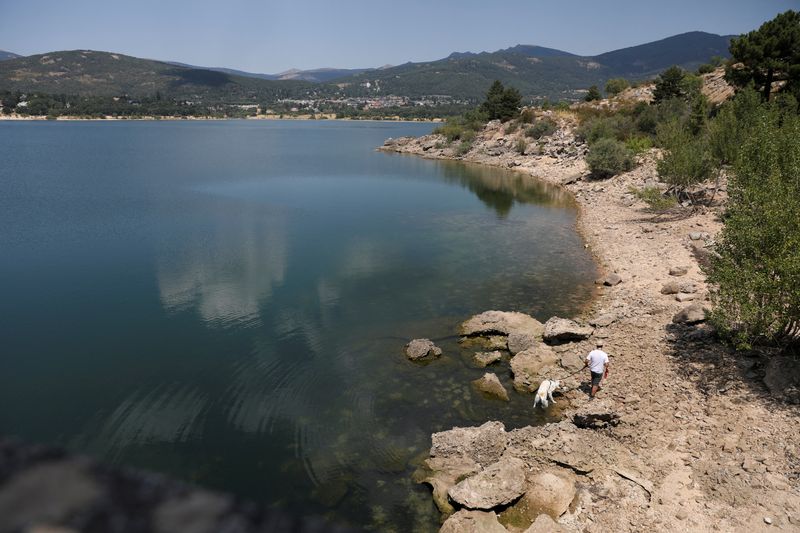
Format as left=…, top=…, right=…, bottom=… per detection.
left=472, top=373, right=510, bottom=401
left=524, top=513, right=569, bottom=533
left=689, top=232, right=703, bottom=240
left=521, top=470, right=576, bottom=519
left=448, top=456, right=527, bottom=510
left=508, top=332, right=538, bottom=355
left=669, top=266, right=689, bottom=276
left=439, top=509, right=508, bottom=533
left=405, top=338, right=442, bottom=361
left=473, top=351, right=502, bottom=367
left=660, top=281, right=681, bottom=295
left=679, top=281, right=697, bottom=293
left=560, top=351, right=584, bottom=373
left=675, top=293, right=697, bottom=302
left=543, top=317, right=593, bottom=344
left=510, top=345, right=560, bottom=392
left=676, top=509, right=689, bottom=520
left=589, top=313, right=616, bottom=327
left=596, top=273, right=623, bottom=286
left=672, top=304, right=708, bottom=324
left=412, top=456, right=481, bottom=514
left=430, top=421, right=507, bottom=467
left=461, top=310, right=544, bottom=338
left=763, top=355, right=800, bottom=399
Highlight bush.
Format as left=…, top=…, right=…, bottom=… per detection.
left=519, top=108, right=536, bottom=123
left=515, top=138, right=528, bottom=154
left=576, top=114, right=636, bottom=145
left=455, top=140, right=473, bottom=156
left=697, top=63, right=714, bottom=74
left=586, top=138, right=635, bottom=178
left=630, top=186, right=678, bottom=211
left=707, top=106, right=800, bottom=349
left=625, top=136, right=652, bottom=155
left=525, top=118, right=557, bottom=139
left=585, top=85, right=602, bottom=102
left=656, top=120, right=714, bottom=193
left=708, top=88, right=760, bottom=165
left=481, top=80, right=522, bottom=122
left=605, top=78, right=630, bottom=96
left=505, top=121, right=519, bottom=134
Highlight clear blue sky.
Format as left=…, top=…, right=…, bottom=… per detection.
left=1, top=0, right=797, bottom=73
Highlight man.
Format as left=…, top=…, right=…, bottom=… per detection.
left=584, top=340, right=609, bottom=398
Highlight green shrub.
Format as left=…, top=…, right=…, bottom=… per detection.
left=708, top=88, right=760, bottom=165
left=434, top=122, right=466, bottom=142
left=584, top=85, right=602, bottom=102
left=506, top=121, right=519, bottom=134
left=625, top=136, right=652, bottom=154
left=519, top=108, right=535, bottom=123
left=455, top=140, right=472, bottom=156
left=697, top=63, right=714, bottom=74
left=515, top=138, right=528, bottom=154
left=605, top=78, right=630, bottom=96
left=481, top=80, right=522, bottom=122
left=525, top=118, right=557, bottom=139
left=630, top=186, right=678, bottom=211
left=586, top=138, right=635, bottom=178
left=656, top=120, right=714, bottom=193
left=555, top=101, right=571, bottom=111
left=576, top=115, right=636, bottom=145
left=707, top=106, right=800, bottom=349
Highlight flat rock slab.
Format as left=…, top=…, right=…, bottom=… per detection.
left=542, top=317, right=594, bottom=344
left=431, top=421, right=507, bottom=467
left=461, top=311, right=544, bottom=338
left=448, top=456, right=527, bottom=510
left=473, top=351, right=502, bottom=367
left=508, top=332, right=538, bottom=355
left=472, top=372, right=510, bottom=401
left=510, top=345, right=559, bottom=392
left=439, top=509, right=507, bottom=533
left=521, top=470, right=576, bottom=519
left=524, top=513, right=569, bottom=533
left=405, top=338, right=442, bottom=360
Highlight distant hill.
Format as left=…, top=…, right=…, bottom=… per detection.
left=166, top=62, right=375, bottom=83
left=335, top=31, right=733, bottom=101
left=0, top=50, right=331, bottom=101
left=0, top=50, right=21, bottom=61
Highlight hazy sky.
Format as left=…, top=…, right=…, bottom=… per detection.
left=1, top=0, right=797, bottom=73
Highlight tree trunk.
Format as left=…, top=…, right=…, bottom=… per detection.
left=763, top=68, right=774, bottom=101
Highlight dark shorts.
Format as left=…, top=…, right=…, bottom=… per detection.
left=591, top=371, right=603, bottom=387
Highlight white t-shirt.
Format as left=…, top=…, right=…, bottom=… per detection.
left=586, top=349, right=609, bottom=373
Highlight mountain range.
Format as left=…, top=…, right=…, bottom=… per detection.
left=0, top=31, right=733, bottom=102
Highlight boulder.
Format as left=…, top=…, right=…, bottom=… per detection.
left=412, top=456, right=481, bottom=515
left=660, top=281, right=681, bottom=295
left=510, top=345, right=559, bottom=392
left=560, top=351, right=584, bottom=374
left=520, top=470, right=576, bottom=519
left=508, top=332, right=538, bottom=355
left=675, top=293, right=697, bottom=302
left=405, top=339, right=442, bottom=361
left=472, top=373, right=510, bottom=402
left=524, top=513, right=569, bottom=533
left=431, top=421, right=507, bottom=467
left=596, top=273, right=623, bottom=286
left=680, top=281, right=697, bottom=293
left=672, top=304, right=708, bottom=324
left=448, top=457, right=527, bottom=510
left=589, top=313, right=616, bottom=327
left=473, top=351, right=502, bottom=367
left=461, top=311, right=544, bottom=338
left=439, top=509, right=508, bottom=533
left=669, top=266, right=689, bottom=276
left=542, top=317, right=593, bottom=344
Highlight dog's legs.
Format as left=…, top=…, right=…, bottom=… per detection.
left=548, top=391, right=556, bottom=405
left=533, top=395, right=540, bottom=408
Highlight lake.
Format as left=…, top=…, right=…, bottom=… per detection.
left=0, top=119, right=597, bottom=531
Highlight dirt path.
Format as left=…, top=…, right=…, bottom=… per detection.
left=382, top=117, right=800, bottom=532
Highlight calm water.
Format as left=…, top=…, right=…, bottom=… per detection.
left=0, top=120, right=597, bottom=531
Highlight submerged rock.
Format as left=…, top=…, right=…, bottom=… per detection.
left=472, top=373, right=509, bottom=401
left=404, top=338, right=442, bottom=361
left=461, top=311, right=544, bottom=338
left=448, top=456, right=527, bottom=510
left=510, top=345, right=559, bottom=392
left=542, top=317, right=594, bottom=344
left=439, top=509, right=507, bottom=533
left=412, top=456, right=481, bottom=515
left=473, top=351, right=502, bottom=367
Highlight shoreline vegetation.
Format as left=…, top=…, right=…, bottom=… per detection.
left=382, top=13, right=800, bottom=531
left=0, top=113, right=442, bottom=123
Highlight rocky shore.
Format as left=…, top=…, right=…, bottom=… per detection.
left=383, top=112, right=800, bottom=531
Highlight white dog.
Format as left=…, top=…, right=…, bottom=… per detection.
left=533, top=379, right=560, bottom=409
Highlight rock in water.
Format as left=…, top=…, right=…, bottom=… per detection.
left=472, top=373, right=510, bottom=401
left=448, top=457, right=527, bottom=510
left=524, top=513, right=569, bottom=533
left=461, top=311, right=544, bottom=338
left=520, top=470, right=576, bottom=519
left=508, top=332, right=538, bottom=355
left=412, top=456, right=481, bottom=515
left=430, top=421, right=506, bottom=468
left=404, top=339, right=442, bottom=360
left=473, top=351, right=502, bottom=367
left=542, top=317, right=594, bottom=344
left=510, top=345, right=559, bottom=392
left=672, top=304, right=708, bottom=324
left=439, top=509, right=508, bottom=533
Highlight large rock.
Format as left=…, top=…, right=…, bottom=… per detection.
left=405, top=338, right=442, bottom=360
left=542, top=317, right=593, bottom=344
left=510, top=345, right=559, bottom=392
left=439, top=509, right=508, bottom=533
left=431, top=421, right=507, bottom=467
left=413, top=456, right=481, bottom=515
left=596, top=273, right=622, bottom=286
left=660, top=281, right=681, bottom=295
left=448, top=456, right=527, bottom=510
left=669, top=266, right=689, bottom=276
left=473, top=351, right=502, bottom=367
left=560, top=351, right=584, bottom=374
left=520, top=470, right=576, bottom=519
left=672, top=304, right=708, bottom=324
left=508, top=332, right=538, bottom=355
left=461, top=311, right=544, bottom=338
left=472, top=373, right=510, bottom=401
left=524, top=513, right=569, bottom=533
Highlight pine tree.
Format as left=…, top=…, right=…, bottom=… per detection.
left=584, top=85, right=601, bottom=102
